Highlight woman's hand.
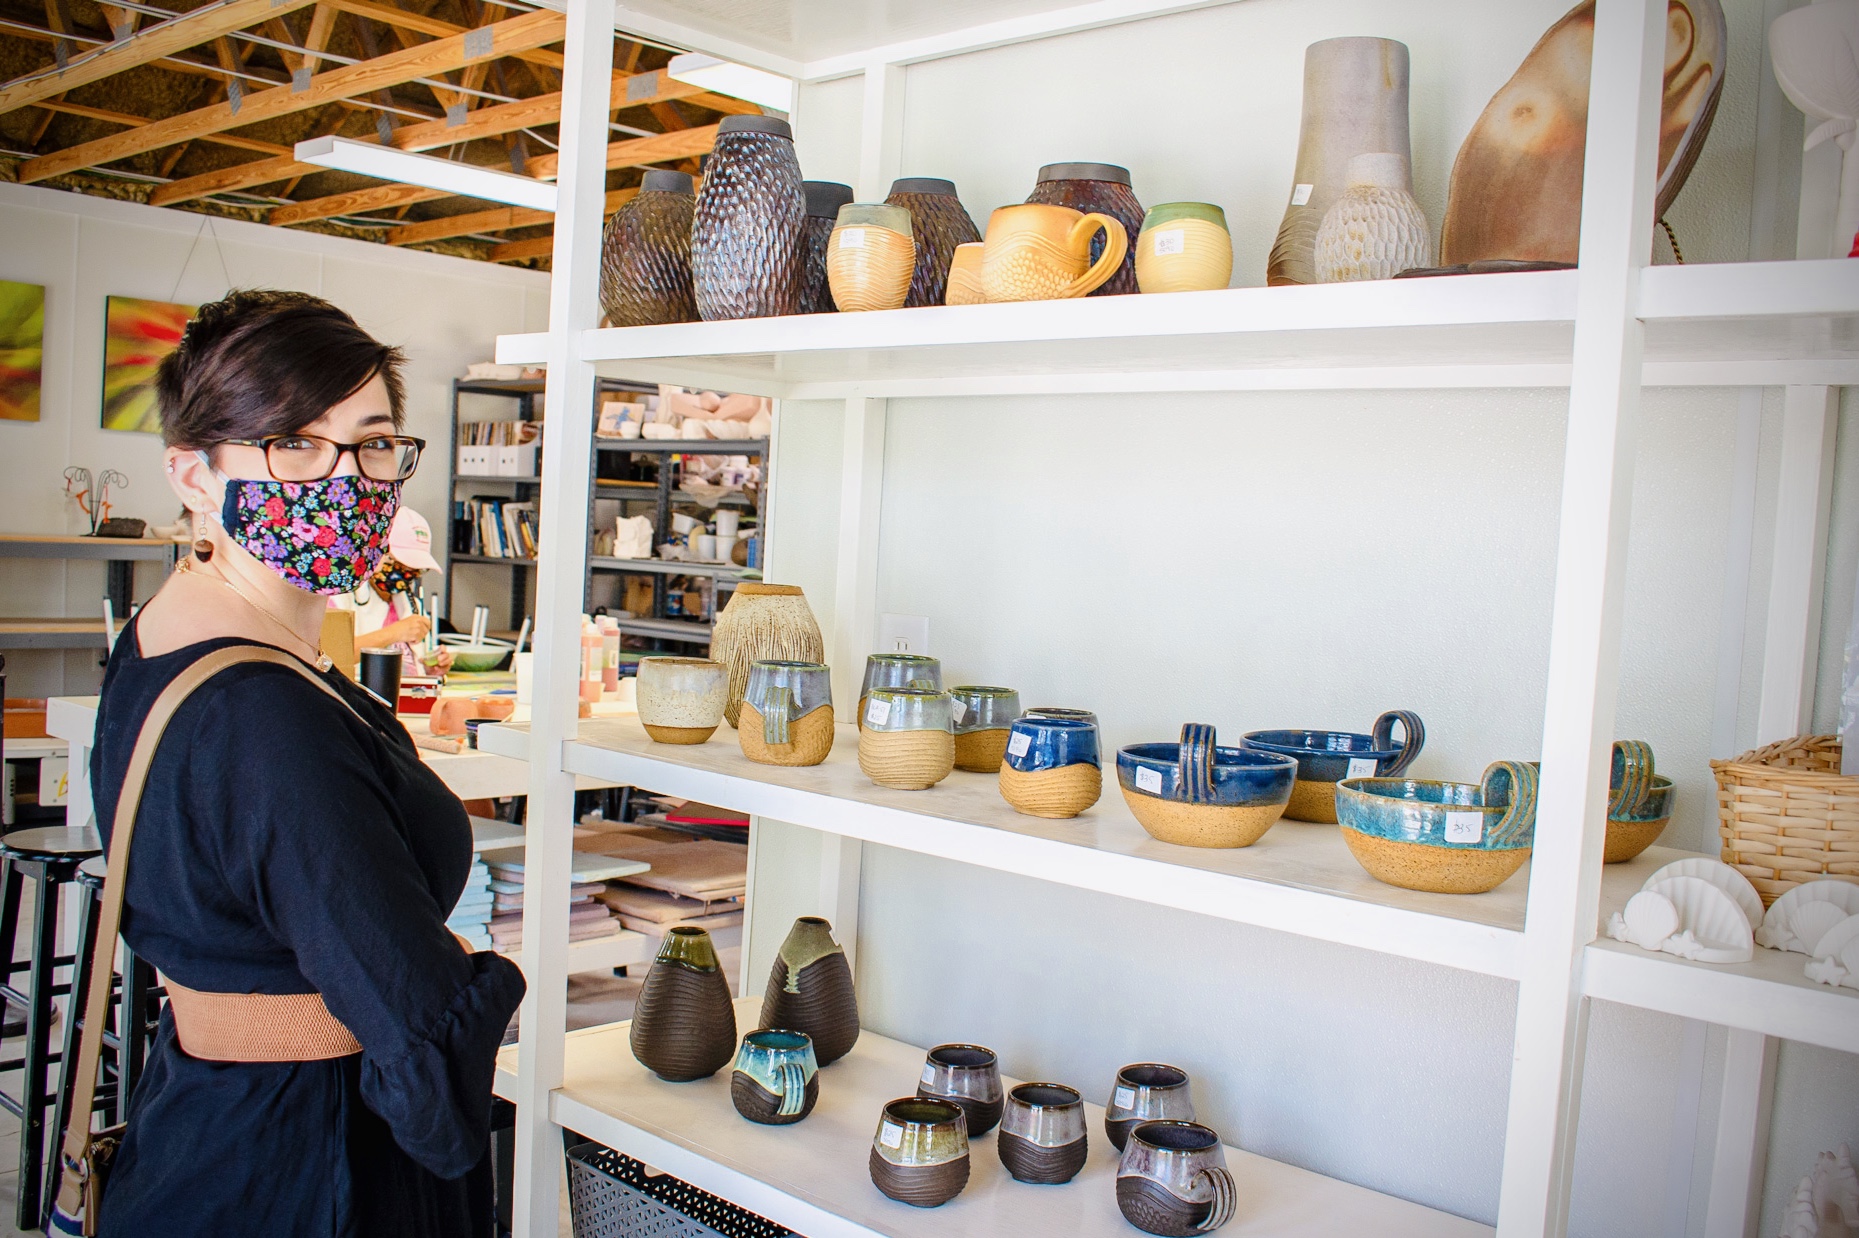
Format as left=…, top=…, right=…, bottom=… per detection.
left=377, top=615, right=431, bottom=646
left=423, top=648, right=455, bottom=675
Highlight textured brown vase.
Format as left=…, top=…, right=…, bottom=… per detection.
left=885, top=178, right=981, bottom=308
left=711, top=583, right=825, bottom=727
left=761, top=916, right=860, bottom=1066
left=1026, top=162, right=1144, bottom=296
left=599, top=169, right=697, bottom=327
left=868, top=1150, right=969, bottom=1208
left=731, top=1070, right=820, bottom=1125
left=629, top=927, right=737, bottom=1081
left=691, top=115, right=806, bottom=321
left=801, top=181, right=854, bottom=314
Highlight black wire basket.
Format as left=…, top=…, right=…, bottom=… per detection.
left=565, top=1141, right=796, bottom=1238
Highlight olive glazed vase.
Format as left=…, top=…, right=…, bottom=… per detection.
left=998, top=1083, right=1089, bottom=1185
left=760, top=915, right=860, bottom=1066
left=870, top=1097, right=970, bottom=1208
left=691, top=115, right=805, bottom=321
left=599, top=168, right=697, bottom=327
left=1116, top=1121, right=1237, bottom=1236
left=629, top=926, right=737, bottom=1081
left=730, top=1029, right=820, bottom=1125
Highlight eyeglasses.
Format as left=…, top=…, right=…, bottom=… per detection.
left=214, top=434, right=426, bottom=483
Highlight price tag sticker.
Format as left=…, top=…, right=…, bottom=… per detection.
left=920, top=1064, right=937, bottom=1085
left=1112, top=1086, right=1136, bottom=1110
left=951, top=698, right=968, bottom=724
left=1291, top=183, right=1314, bottom=206
left=838, top=227, right=867, bottom=249
left=880, top=1121, right=904, bottom=1148
left=1151, top=228, right=1185, bottom=256
left=1135, top=766, right=1163, bottom=794
left=1008, top=731, right=1032, bottom=758
left=1346, top=757, right=1378, bottom=779
left=866, top=697, right=892, bottom=727
left=1444, top=811, right=1484, bottom=844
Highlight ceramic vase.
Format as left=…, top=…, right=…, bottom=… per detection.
left=885, top=177, right=982, bottom=308
left=979, top=204, right=1128, bottom=303
left=945, top=243, right=986, bottom=305
left=1134, top=202, right=1232, bottom=294
left=1026, top=162, right=1145, bottom=296
left=629, top=926, right=737, bottom=1081
left=760, top=915, right=860, bottom=1066
left=730, top=1029, right=820, bottom=1125
left=635, top=655, right=726, bottom=744
left=949, top=685, right=1021, bottom=772
left=691, top=115, right=806, bottom=321
left=800, top=181, right=854, bottom=314
left=1268, top=37, right=1413, bottom=286
left=738, top=660, right=835, bottom=767
left=858, top=688, right=954, bottom=790
left=869, top=1097, right=970, bottom=1208
left=599, top=169, right=697, bottom=327
left=1313, top=153, right=1432, bottom=281
left=826, top=203, right=915, bottom=313
left=998, top=1083, right=1089, bottom=1185
left=711, top=583, right=824, bottom=726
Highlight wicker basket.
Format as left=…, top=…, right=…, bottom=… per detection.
left=1712, top=735, right=1859, bottom=906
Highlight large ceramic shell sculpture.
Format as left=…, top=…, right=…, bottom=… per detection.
left=599, top=170, right=697, bottom=328
left=1439, top=0, right=1728, bottom=266
left=691, top=116, right=806, bottom=321
left=1313, top=154, right=1432, bottom=281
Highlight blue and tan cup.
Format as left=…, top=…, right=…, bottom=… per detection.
left=998, top=715, right=1101, bottom=819
left=1335, top=759, right=1539, bottom=894
left=1241, top=710, right=1425, bottom=824
left=1117, top=723, right=1297, bottom=848
left=857, top=687, right=954, bottom=789
left=739, top=660, right=834, bottom=767
left=949, top=685, right=1021, bottom=772
left=730, top=1028, right=820, bottom=1125
left=858, top=653, right=942, bottom=730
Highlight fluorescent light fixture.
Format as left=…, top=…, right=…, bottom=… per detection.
left=294, top=135, right=558, bottom=212
left=666, top=52, right=794, bottom=113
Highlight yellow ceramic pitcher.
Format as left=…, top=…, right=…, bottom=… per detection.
left=979, top=204, right=1128, bottom=302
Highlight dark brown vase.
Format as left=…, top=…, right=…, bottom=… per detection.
left=800, top=181, right=853, bottom=314
left=629, top=926, right=737, bottom=1081
left=1025, top=162, right=1144, bottom=296
left=884, top=178, right=980, bottom=308
left=599, top=169, right=697, bottom=328
left=691, top=115, right=806, bottom=321
left=760, top=916, right=859, bottom=1066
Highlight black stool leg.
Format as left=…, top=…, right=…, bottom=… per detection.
left=0, top=862, right=22, bottom=1038
left=44, top=878, right=100, bottom=1226
left=16, top=864, right=60, bottom=1228
left=120, top=949, right=154, bottom=1123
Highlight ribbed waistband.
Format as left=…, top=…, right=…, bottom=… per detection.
left=164, top=980, right=362, bottom=1062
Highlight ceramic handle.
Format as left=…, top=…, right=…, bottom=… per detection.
left=777, top=1061, right=807, bottom=1117
left=1179, top=723, right=1216, bottom=806
left=1193, top=1166, right=1236, bottom=1232
left=1608, top=740, right=1655, bottom=817
left=1062, top=212, right=1129, bottom=298
left=763, top=685, right=793, bottom=746
left=907, top=677, right=936, bottom=690
left=1481, top=760, right=1539, bottom=849
left=1372, top=710, right=1426, bottom=777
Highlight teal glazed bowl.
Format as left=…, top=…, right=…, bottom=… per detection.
left=1240, top=710, right=1425, bottom=824
left=1335, top=760, right=1538, bottom=894
left=1115, top=724, right=1296, bottom=849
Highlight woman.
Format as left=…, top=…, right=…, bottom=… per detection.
left=87, top=290, right=525, bottom=1236
left=334, top=506, right=455, bottom=676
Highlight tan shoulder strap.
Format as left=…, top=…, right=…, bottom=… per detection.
left=60, top=646, right=359, bottom=1183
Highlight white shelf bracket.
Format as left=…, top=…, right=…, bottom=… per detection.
left=1756, top=385, right=1839, bottom=745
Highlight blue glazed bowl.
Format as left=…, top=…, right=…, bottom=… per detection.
left=1115, top=724, right=1296, bottom=848
left=1241, top=710, right=1424, bottom=824
left=1335, top=760, right=1538, bottom=894
left=1004, top=716, right=1100, bottom=773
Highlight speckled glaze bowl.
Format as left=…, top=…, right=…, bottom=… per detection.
left=1117, top=724, right=1296, bottom=848
left=999, top=715, right=1101, bottom=819
left=1335, top=759, right=1538, bottom=894
left=870, top=1097, right=970, bottom=1208
left=1241, top=710, right=1425, bottom=824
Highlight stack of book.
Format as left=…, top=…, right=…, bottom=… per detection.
left=456, top=496, right=538, bottom=559
left=447, top=856, right=493, bottom=951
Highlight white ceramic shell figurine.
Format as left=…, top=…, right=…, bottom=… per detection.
left=1817, top=1145, right=1859, bottom=1237
left=1313, top=152, right=1433, bottom=282
left=1781, top=1175, right=1820, bottom=1238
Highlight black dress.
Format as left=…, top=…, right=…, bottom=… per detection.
left=88, top=622, right=527, bottom=1237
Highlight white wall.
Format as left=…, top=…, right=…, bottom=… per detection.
left=0, top=181, right=551, bottom=696
left=751, top=0, right=1858, bottom=1233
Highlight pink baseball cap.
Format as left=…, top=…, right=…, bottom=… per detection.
left=387, top=506, right=441, bottom=572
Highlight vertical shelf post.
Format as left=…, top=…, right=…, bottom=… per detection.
left=1495, top=0, right=1666, bottom=1234
left=1756, top=384, right=1839, bottom=744
left=510, top=0, right=613, bottom=1233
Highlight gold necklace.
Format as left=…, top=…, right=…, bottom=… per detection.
left=177, top=556, right=334, bottom=672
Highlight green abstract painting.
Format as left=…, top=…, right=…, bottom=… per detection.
left=0, top=280, right=45, bottom=423
left=102, top=295, right=194, bottom=433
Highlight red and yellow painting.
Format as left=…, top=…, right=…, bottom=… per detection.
left=0, top=280, right=45, bottom=423
left=102, top=295, right=194, bottom=433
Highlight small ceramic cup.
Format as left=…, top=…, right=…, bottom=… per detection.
left=998, top=715, right=1102, bottom=819
left=869, top=1096, right=970, bottom=1208
left=1241, top=710, right=1425, bottom=824
left=998, top=1083, right=1088, bottom=1185
left=1105, top=1062, right=1196, bottom=1152
left=1116, top=1121, right=1237, bottom=1236
left=1024, top=706, right=1098, bottom=726
left=739, top=660, right=835, bottom=767
left=1135, top=202, right=1233, bottom=295
left=916, top=1043, right=1004, bottom=1137
left=948, top=685, right=1021, bottom=772
left=1335, top=760, right=1539, bottom=894
left=859, top=654, right=943, bottom=729
left=730, top=1028, right=820, bottom=1125
left=945, top=242, right=986, bottom=305
left=828, top=203, right=916, bottom=312
left=858, top=687, right=954, bottom=790
left=635, top=656, right=727, bottom=744
left=1118, top=724, right=1297, bottom=848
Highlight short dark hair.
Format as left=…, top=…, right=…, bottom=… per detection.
left=155, top=289, right=406, bottom=449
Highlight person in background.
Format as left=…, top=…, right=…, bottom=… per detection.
left=335, top=506, right=454, bottom=675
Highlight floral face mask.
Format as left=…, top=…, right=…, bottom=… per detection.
left=209, top=465, right=401, bottom=595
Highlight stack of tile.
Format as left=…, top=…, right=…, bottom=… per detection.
left=447, top=855, right=494, bottom=951
left=480, top=848, right=636, bottom=953
left=576, top=827, right=748, bottom=949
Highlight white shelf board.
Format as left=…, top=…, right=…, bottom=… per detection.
left=494, top=261, right=1859, bottom=398
left=499, top=927, right=650, bottom=976
left=495, top=996, right=1490, bottom=1238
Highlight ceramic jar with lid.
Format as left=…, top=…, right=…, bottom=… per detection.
left=599, top=168, right=697, bottom=327
left=800, top=181, right=854, bottom=314
left=884, top=178, right=982, bottom=308
left=1025, top=162, right=1145, bottom=296
left=691, top=115, right=806, bottom=320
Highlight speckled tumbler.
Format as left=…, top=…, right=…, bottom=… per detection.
left=691, top=115, right=806, bottom=321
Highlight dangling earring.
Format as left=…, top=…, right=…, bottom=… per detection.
left=192, top=513, right=214, bottom=563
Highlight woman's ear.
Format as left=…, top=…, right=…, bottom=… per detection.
left=165, top=447, right=222, bottom=516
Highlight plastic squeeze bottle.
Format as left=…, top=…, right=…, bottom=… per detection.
left=599, top=616, right=621, bottom=692
left=580, top=618, right=604, bottom=704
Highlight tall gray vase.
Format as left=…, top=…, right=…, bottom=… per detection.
left=1267, top=37, right=1413, bottom=287
left=691, top=115, right=806, bottom=320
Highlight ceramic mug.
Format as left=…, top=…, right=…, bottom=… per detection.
left=998, top=1082, right=1089, bottom=1185
left=869, top=1096, right=971, bottom=1208
left=916, top=1043, right=1004, bottom=1137
left=945, top=242, right=986, bottom=305
left=635, top=656, right=727, bottom=745
left=730, top=1028, right=820, bottom=1125
left=1116, top=1121, right=1237, bottom=1236
left=739, top=659, right=834, bottom=767
left=979, top=203, right=1129, bottom=302
left=859, top=654, right=943, bottom=729
left=1134, top=202, right=1233, bottom=294
left=827, top=202, right=915, bottom=312
left=1105, top=1062, right=1195, bottom=1152
left=999, top=715, right=1103, bottom=819
left=949, top=685, right=1021, bottom=772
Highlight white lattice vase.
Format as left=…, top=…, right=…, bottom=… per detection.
left=1313, top=153, right=1433, bottom=282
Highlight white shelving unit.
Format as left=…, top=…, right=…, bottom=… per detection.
left=504, top=2, right=1855, bottom=1236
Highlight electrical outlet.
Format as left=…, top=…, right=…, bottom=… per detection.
left=878, top=613, right=930, bottom=655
